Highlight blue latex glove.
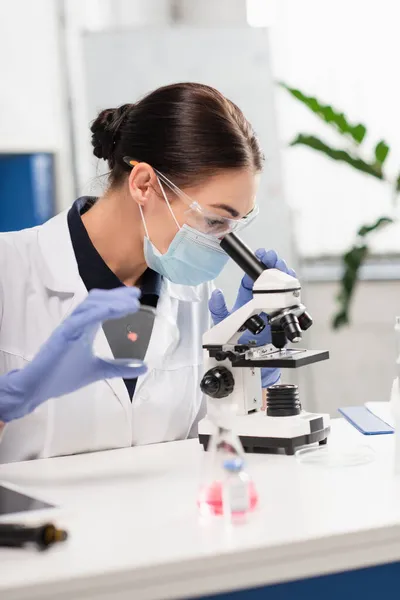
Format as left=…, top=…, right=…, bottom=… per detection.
left=0, top=287, right=147, bottom=423
left=209, top=249, right=296, bottom=388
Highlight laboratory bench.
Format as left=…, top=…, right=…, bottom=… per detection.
left=1, top=419, right=400, bottom=600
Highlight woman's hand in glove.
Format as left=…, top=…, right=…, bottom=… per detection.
left=0, top=287, right=147, bottom=423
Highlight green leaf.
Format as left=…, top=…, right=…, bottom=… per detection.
left=332, top=310, right=349, bottom=329
left=374, top=140, right=390, bottom=166
left=333, top=244, right=369, bottom=330
left=290, top=135, right=384, bottom=180
left=352, top=124, right=367, bottom=144
left=279, top=83, right=367, bottom=144
left=357, top=216, right=393, bottom=237
left=396, top=172, right=400, bottom=193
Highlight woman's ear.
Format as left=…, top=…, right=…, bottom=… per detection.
left=128, top=162, right=155, bottom=207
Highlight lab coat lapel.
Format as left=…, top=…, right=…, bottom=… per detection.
left=133, top=279, right=205, bottom=395
left=92, top=326, right=132, bottom=413
left=36, top=208, right=131, bottom=414
left=133, top=279, right=181, bottom=396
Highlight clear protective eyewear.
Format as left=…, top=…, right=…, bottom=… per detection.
left=123, top=157, right=259, bottom=236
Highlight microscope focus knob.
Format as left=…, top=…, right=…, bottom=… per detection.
left=200, top=367, right=235, bottom=399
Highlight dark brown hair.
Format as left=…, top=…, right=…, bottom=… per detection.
left=90, top=82, right=264, bottom=188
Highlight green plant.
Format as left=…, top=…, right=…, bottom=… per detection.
left=280, top=83, right=397, bottom=328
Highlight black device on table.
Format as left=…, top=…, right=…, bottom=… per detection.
left=0, top=485, right=66, bottom=550
left=0, top=484, right=53, bottom=517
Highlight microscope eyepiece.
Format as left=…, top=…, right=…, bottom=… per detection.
left=220, top=233, right=265, bottom=282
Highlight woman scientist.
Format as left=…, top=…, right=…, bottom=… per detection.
left=0, top=82, right=294, bottom=463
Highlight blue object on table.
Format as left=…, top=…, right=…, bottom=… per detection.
left=338, top=405, right=394, bottom=435
left=0, top=153, right=55, bottom=231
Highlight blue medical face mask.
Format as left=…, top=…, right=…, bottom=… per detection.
left=140, top=179, right=229, bottom=286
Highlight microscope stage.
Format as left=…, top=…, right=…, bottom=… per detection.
left=233, top=348, right=329, bottom=369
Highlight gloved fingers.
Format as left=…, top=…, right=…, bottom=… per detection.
left=256, top=248, right=279, bottom=268
left=209, top=289, right=230, bottom=325
left=63, top=297, right=141, bottom=340
left=241, top=249, right=279, bottom=290
left=241, top=272, right=255, bottom=291
left=70, top=287, right=141, bottom=318
left=100, top=296, right=141, bottom=321
left=62, top=289, right=141, bottom=340
left=88, top=287, right=141, bottom=302
left=98, top=358, right=148, bottom=380
left=275, top=258, right=288, bottom=274
left=261, top=368, right=281, bottom=389
left=275, top=258, right=296, bottom=277
left=255, top=249, right=296, bottom=277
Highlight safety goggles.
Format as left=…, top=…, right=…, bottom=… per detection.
left=123, top=157, right=259, bottom=236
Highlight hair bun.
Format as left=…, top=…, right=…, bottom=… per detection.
left=90, top=104, right=132, bottom=162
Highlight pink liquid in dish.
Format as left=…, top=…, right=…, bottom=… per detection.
left=197, top=480, right=258, bottom=516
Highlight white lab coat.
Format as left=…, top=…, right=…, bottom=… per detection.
left=0, top=209, right=213, bottom=463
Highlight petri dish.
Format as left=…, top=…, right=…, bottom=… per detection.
left=295, top=444, right=376, bottom=468
left=98, top=307, right=180, bottom=371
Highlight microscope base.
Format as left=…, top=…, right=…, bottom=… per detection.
left=198, top=412, right=330, bottom=456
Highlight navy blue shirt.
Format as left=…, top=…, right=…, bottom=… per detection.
left=67, top=197, right=161, bottom=400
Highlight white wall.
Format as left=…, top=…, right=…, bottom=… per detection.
left=269, top=0, right=400, bottom=257
left=299, top=279, right=399, bottom=415
left=106, top=0, right=172, bottom=25
left=257, top=0, right=400, bottom=415
left=62, top=0, right=175, bottom=200
left=177, top=0, right=247, bottom=24
left=0, top=0, right=74, bottom=211
left=64, top=0, right=252, bottom=199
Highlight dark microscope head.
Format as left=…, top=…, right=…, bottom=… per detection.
left=220, top=233, right=313, bottom=347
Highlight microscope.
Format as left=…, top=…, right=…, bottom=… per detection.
left=198, top=234, right=330, bottom=456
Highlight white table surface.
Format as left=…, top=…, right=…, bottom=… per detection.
left=1, top=419, right=400, bottom=600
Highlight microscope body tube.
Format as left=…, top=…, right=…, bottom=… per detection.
left=220, top=233, right=265, bottom=282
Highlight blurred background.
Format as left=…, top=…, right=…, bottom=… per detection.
left=0, top=0, right=399, bottom=416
